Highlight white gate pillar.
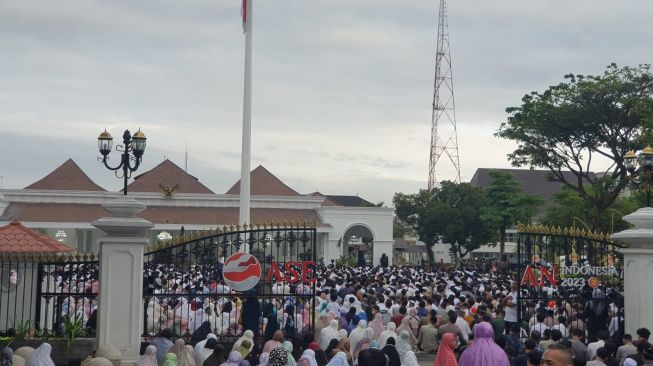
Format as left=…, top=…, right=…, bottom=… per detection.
left=612, top=207, right=653, bottom=337
left=93, top=197, right=153, bottom=366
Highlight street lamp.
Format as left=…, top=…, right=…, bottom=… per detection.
left=624, top=145, right=653, bottom=206
left=98, top=128, right=147, bottom=195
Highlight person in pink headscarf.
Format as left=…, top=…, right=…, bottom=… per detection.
left=457, top=322, right=509, bottom=366
left=368, top=313, right=384, bottom=341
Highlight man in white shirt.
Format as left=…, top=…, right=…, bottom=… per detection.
left=455, top=308, right=472, bottom=342
left=530, top=312, right=549, bottom=335
left=551, top=315, right=568, bottom=338
left=587, top=331, right=609, bottom=361
left=503, top=281, right=519, bottom=335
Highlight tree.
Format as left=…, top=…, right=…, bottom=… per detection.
left=496, top=64, right=653, bottom=228
left=480, top=170, right=542, bottom=260
left=541, top=186, right=638, bottom=233
left=393, top=181, right=494, bottom=263
left=393, top=189, right=440, bottom=264
left=392, top=221, right=412, bottom=239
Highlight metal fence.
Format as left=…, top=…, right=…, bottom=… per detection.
left=0, top=252, right=98, bottom=337
left=143, top=224, right=317, bottom=345
left=516, top=225, right=624, bottom=342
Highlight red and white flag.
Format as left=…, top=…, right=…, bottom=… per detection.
left=241, top=0, right=247, bottom=33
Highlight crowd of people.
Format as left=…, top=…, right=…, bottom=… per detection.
left=131, top=259, right=653, bottom=366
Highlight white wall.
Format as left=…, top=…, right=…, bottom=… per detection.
left=317, top=206, right=394, bottom=266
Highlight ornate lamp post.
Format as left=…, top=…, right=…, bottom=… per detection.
left=97, top=128, right=147, bottom=195
left=624, top=146, right=653, bottom=206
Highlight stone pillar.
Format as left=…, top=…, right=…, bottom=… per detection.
left=93, top=197, right=153, bottom=366
left=611, top=207, right=653, bottom=337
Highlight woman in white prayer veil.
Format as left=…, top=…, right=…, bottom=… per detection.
left=318, top=320, right=342, bottom=350
left=193, top=334, right=217, bottom=366
left=378, top=322, right=397, bottom=348
left=395, top=331, right=413, bottom=366
left=25, top=343, right=54, bottom=366
left=348, top=320, right=367, bottom=353
left=402, top=351, right=419, bottom=366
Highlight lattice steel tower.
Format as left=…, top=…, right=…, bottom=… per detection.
left=428, top=0, right=461, bottom=190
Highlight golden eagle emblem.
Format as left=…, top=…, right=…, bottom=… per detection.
left=159, top=183, right=179, bottom=197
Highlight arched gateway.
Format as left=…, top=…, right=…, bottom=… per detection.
left=516, top=224, right=624, bottom=341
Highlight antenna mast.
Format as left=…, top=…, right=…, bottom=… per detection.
left=428, top=0, right=461, bottom=190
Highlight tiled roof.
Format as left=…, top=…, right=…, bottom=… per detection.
left=469, top=168, right=598, bottom=200
left=325, top=195, right=374, bottom=207
left=226, top=165, right=300, bottom=196
left=140, top=206, right=323, bottom=226
left=2, top=203, right=324, bottom=226
left=2, top=203, right=109, bottom=222
left=0, top=220, right=73, bottom=253
left=24, top=159, right=106, bottom=191
left=127, top=159, right=214, bottom=194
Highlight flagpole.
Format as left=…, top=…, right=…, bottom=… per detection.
left=239, top=0, right=253, bottom=226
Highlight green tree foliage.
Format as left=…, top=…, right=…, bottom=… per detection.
left=480, top=170, right=543, bottom=258
left=392, top=221, right=413, bottom=239
left=393, top=181, right=493, bottom=263
left=541, top=187, right=638, bottom=233
left=496, top=64, right=653, bottom=227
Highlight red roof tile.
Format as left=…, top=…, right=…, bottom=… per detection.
left=2, top=203, right=109, bottom=222
left=127, top=159, right=214, bottom=194
left=226, top=166, right=300, bottom=196
left=140, top=206, right=322, bottom=225
left=0, top=220, right=73, bottom=253
left=2, top=203, right=325, bottom=226
left=25, top=159, right=106, bottom=191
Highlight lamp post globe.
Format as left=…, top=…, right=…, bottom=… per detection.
left=97, top=127, right=146, bottom=195
left=98, top=129, right=113, bottom=157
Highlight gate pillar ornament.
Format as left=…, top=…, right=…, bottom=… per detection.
left=93, top=197, right=153, bottom=366
left=612, top=207, right=653, bottom=337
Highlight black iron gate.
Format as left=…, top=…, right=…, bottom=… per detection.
left=1, top=252, right=99, bottom=337
left=143, top=223, right=317, bottom=344
left=516, top=224, right=625, bottom=342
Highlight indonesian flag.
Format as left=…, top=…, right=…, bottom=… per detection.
left=241, top=0, right=247, bottom=33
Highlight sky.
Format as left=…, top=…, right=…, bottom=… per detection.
left=1, top=0, right=652, bottom=205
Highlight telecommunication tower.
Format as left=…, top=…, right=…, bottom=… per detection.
left=428, top=0, right=461, bottom=190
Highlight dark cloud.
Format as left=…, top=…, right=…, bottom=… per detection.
left=1, top=0, right=652, bottom=205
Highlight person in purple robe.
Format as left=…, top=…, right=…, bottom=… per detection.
left=458, top=322, right=509, bottom=366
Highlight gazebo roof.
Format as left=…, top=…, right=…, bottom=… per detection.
left=0, top=220, right=73, bottom=253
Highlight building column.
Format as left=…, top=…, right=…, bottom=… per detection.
left=372, top=240, right=394, bottom=266
left=93, top=197, right=153, bottom=366
left=612, top=207, right=653, bottom=337
left=323, top=239, right=342, bottom=265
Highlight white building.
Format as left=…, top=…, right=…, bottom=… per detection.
left=0, top=159, right=394, bottom=265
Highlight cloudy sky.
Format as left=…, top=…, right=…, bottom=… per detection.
left=1, top=0, right=652, bottom=205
